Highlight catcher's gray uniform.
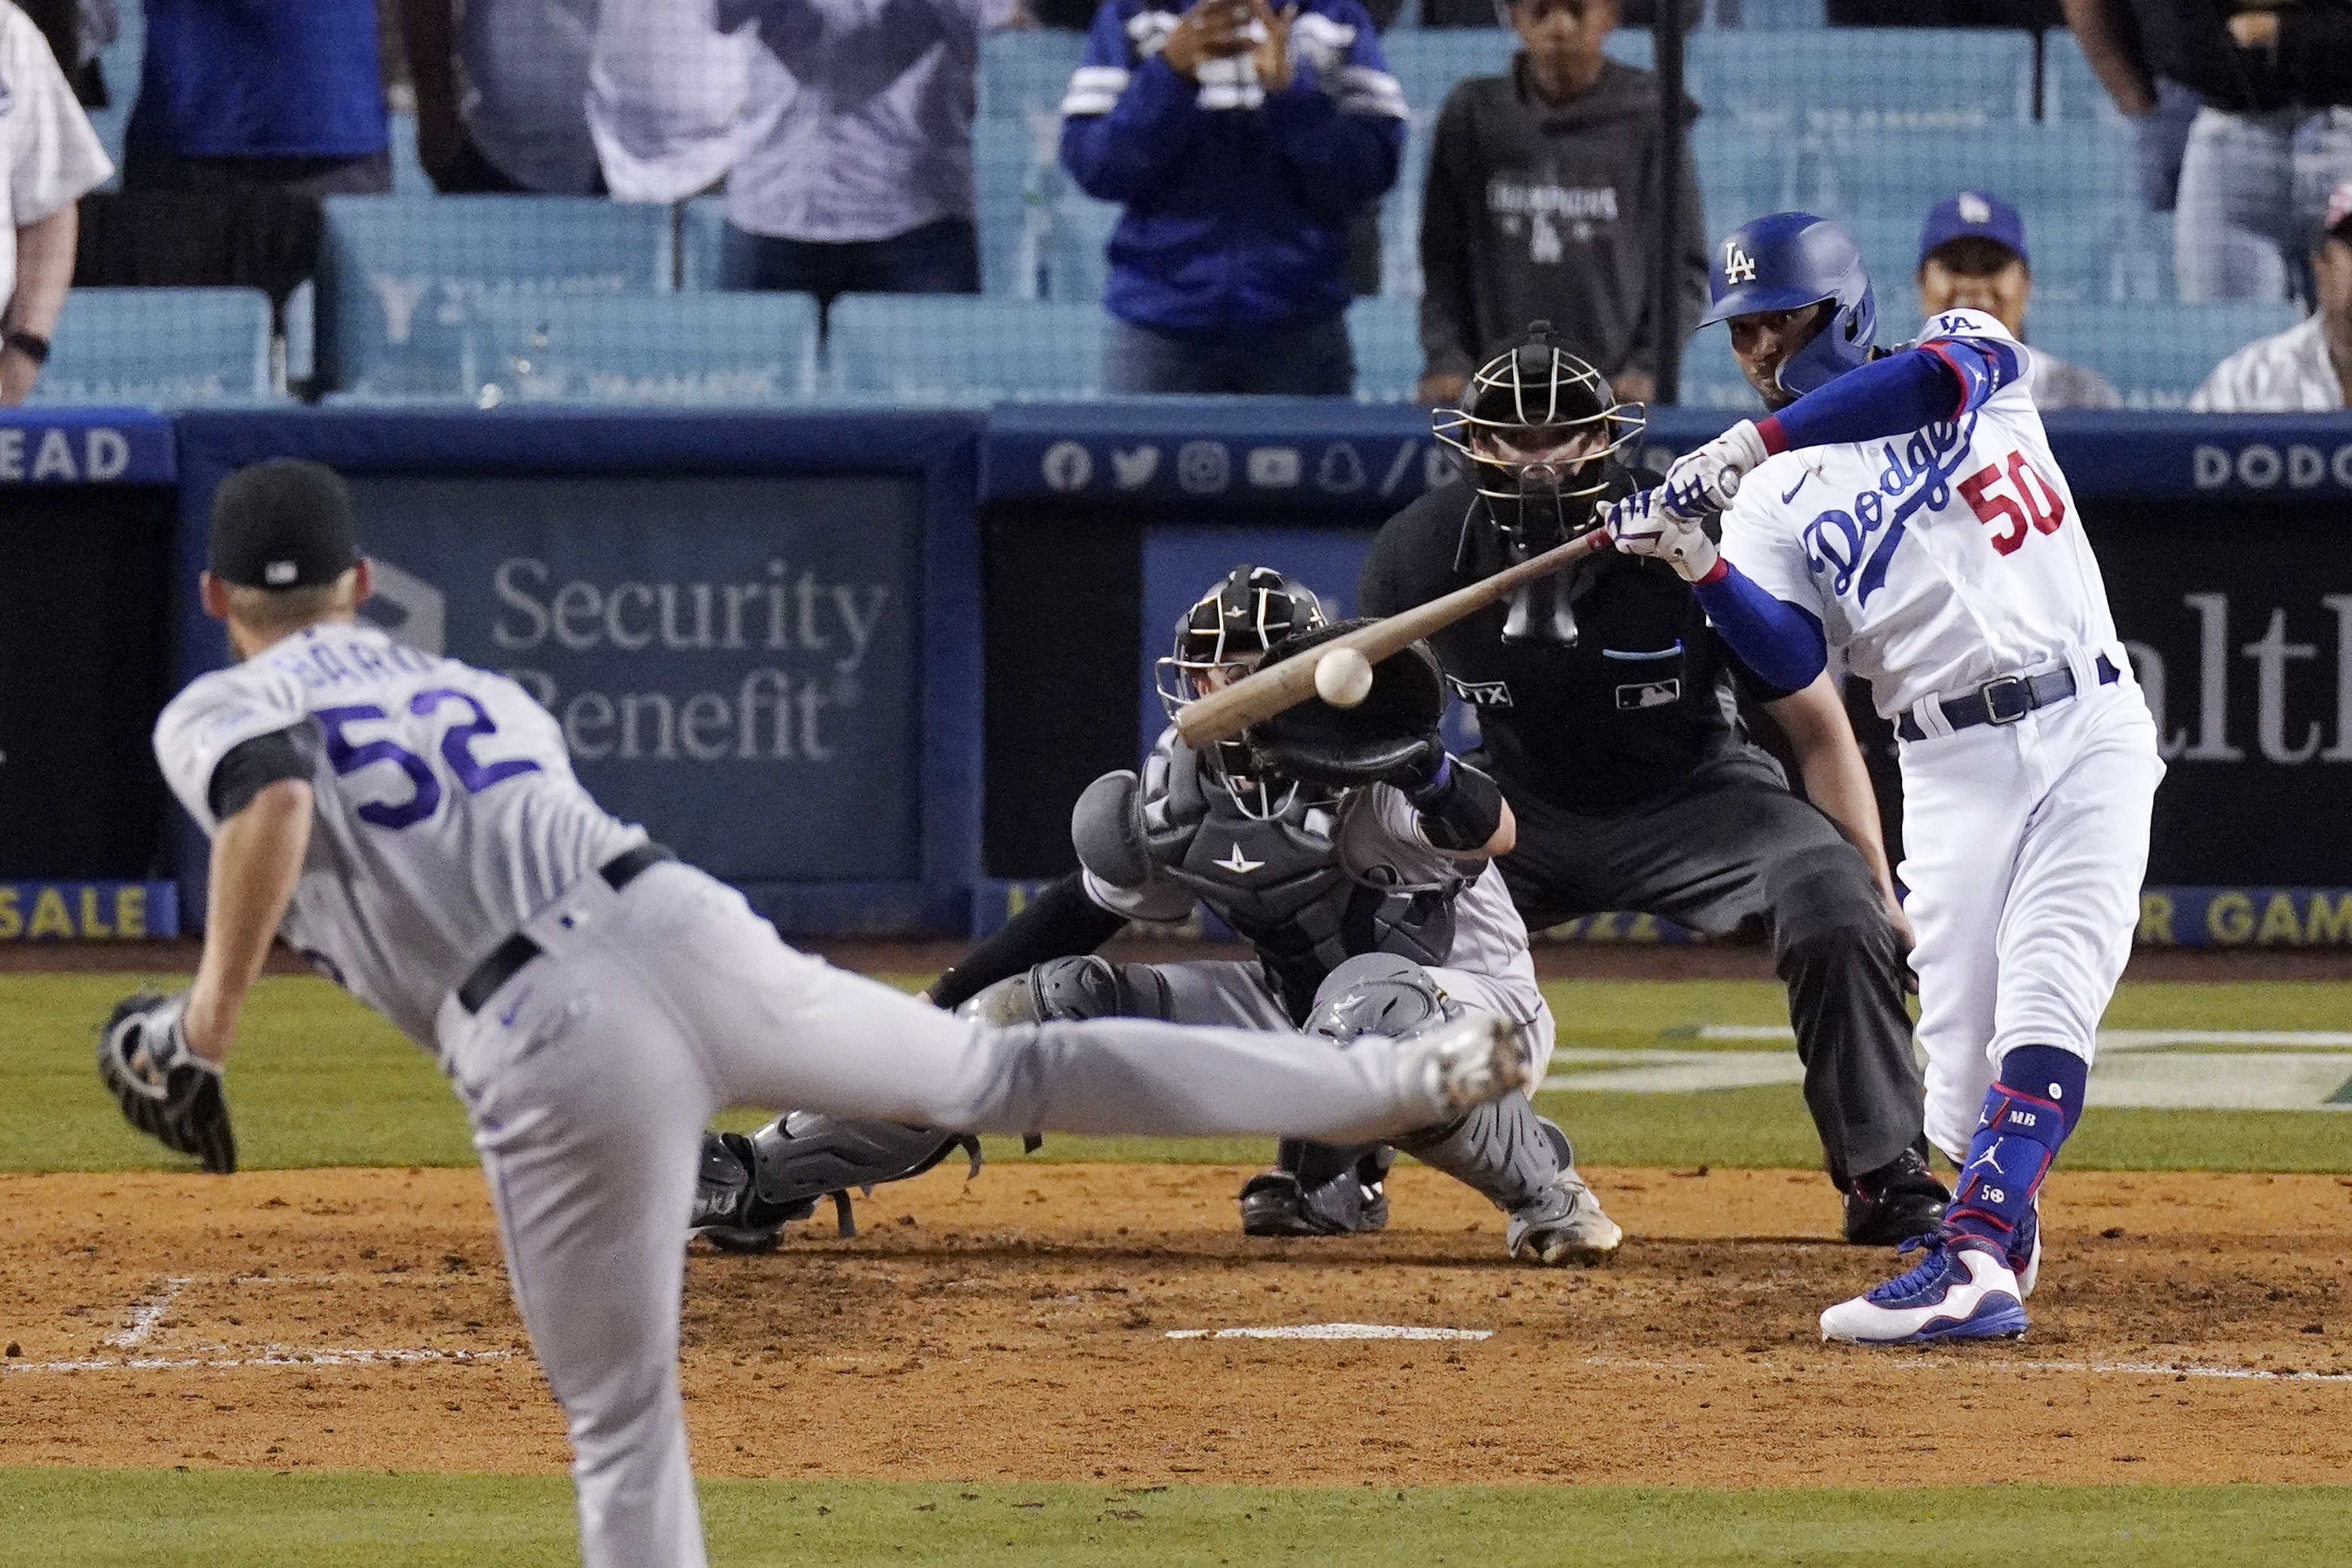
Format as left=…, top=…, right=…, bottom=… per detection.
left=152, top=622, right=1521, bottom=1568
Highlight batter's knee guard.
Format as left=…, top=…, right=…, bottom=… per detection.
left=691, top=1114, right=982, bottom=1248
left=960, top=955, right=1176, bottom=1026
left=1394, top=1094, right=1622, bottom=1265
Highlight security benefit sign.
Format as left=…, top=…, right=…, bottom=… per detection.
left=345, top=476, right=923, bottom=881
left=2099, top=498, right=2352, bottom=893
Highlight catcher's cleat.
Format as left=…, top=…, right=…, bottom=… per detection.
left=1842, top=1144, right=1951, bottom=1247
left=1820, top=1230, right=2028, bottom=1345
left=690, top=1132, right=809, bottom=1253
left=1238, top=1167, right=1390, bottom=1238
left=1504, top=1165, right=1623, bottom=1266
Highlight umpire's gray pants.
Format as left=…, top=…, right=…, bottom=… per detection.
left=1495, top=747, right=1922, bottom=1188
left=2175, top=106, right=2352, bottom=303
left=433, top=862, right=1481, bottom=1568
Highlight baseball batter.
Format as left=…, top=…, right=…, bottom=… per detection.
left=107, top=459, right=1528, bottom=1568
left=1605, top=212, right=2164, bottom=1344
left=696, top=566, right=1622, bottom=1265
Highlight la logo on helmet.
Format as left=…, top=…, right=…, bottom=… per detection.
left=1722, top=240, right=1757, bottom=284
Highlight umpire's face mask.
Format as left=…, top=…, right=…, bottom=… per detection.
left=1465, top=427, right=1609, bottom=645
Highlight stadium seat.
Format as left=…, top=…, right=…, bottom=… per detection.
left=975, top=114, right=1055, bottom=299
left=827, top=296, right=1107, bottom=402
left=2040, top=29, right=2133, bottom=124
left=1347, top=296, right=1424, bottom=402
left=1675, top=323, right=1761, bottom=412
left=30, top=286, right=279, bottom=407
left=2029, top=300, right=2305, bottom=409
left=1686, top=29, right=2033, bottom=134
left=1383, top=28, right=1655, bottom=125
left=461, top=293, right=821, bottom=406
left=1724, top=0, right=1827, bottom=25
left=317, top=195, right=673, bottom=396
left=388, top=110, right=433, bottom=197
left=1046, top=185, right=1121, bottom=305
left=679, top=197, right=729, bottom=292
left=978, top=28, right=1087, bottom=125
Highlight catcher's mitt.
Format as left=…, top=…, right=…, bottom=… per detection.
left=1244, top=618, right=1447, bottom=789
left=97, top=991, right=235, bottom=1174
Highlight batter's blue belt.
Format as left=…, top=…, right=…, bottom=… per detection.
left=456, top=842, right=675, bottom=1014
left=1895, top=654, right=2119, bottom=743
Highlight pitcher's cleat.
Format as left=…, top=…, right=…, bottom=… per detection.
left=1820, top=1230, right=2027, bottom=1345
left=1407, top=1010, right=1531, bottom=1116
left=1505, top=1165, right=1623, bottom=1265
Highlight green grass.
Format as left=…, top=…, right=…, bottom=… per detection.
left=4, top=975, right=2344, bottom=1174
left=2, top=1473, right=2346, bottom=1567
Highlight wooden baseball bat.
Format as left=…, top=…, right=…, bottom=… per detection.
left=1174, top=528, right=1611, bottom=749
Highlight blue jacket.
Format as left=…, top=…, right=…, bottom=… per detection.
left=130, top=0, right=387, bottom=160
left=1060, top=0, right=1405, bottom=335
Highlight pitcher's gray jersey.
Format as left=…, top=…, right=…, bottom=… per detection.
left=154, top=623, right=640, bottom=1045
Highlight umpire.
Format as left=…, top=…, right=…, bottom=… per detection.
left=1358, top=326, right=1946, bottom=1244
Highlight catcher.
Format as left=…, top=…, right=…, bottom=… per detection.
left=693, top=565, right=1623, bottom=1266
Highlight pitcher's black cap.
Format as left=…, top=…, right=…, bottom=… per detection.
left=209, top=458, right=362, bottom=590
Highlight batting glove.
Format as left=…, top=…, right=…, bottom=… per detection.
left=1603, top=487, right=1720, bottom=583
left=1660, top=418, right=1770, bottom=514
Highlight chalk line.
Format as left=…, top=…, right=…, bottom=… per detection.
left=1165, top=1324, right=1491, bottom=1342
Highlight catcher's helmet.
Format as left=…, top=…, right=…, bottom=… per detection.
left=1156, top=566, right=1329, bottom=816
left=1700, top=212, right=1876, bottom=397
left=1433, top=324, right=1643, bottom=551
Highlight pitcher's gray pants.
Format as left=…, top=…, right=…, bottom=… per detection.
left=433, top=862, right=1473, bottom=1568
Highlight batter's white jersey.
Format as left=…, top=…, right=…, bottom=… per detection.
left=154, top=622, right=641, bottom=1046
left=1717, top=308, right=2127, bottom=724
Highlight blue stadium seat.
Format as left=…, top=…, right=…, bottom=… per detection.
left=975, top=115, right=1055, bottom=299
left=388, top=110, right=433, bottom=197
left=1723, top=0, right=1827, bottom=25
left=317, top=196, right=673, bottom=396
left=828, top=296, right=1108, bottom=402
left=1347, top=296, right=1424, bottom=401
left=460, top=293, right=819, bottom=406
left=2029, top=301, right=2305, bottom=409
left=32, top=286, right=279, bottom=406
left=1675, top=323, right=1762, bottom=412
left=2041, top=29, right=2133, bottom=124
left=1384, top=28, right=1655, bottom=125
left=1687, top=29, right=2033, bottom=134
left=1047, top=185, right=1121, bottom=305
left=978, top=28, right=1087, bottom=125
left=679, top=197, right=730, bottom=292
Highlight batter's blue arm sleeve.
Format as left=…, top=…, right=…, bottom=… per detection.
left=1689, top=558, right=1828, bottom=693
left=1755, top=338, right=2023, bottom=455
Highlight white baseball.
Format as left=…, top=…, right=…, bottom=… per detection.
left=1315, top=645, right=1375, bottom=709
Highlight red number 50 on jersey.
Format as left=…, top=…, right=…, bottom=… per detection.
left=1958, top=451, right=2067, bottom=556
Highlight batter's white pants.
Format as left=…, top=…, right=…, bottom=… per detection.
left=431, top=861, right=1480, bottom=1568
left=1897, top=672, right=2164, bottom=1161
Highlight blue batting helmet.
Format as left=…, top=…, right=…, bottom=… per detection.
left=1698, top=212, right=1876, bottom=396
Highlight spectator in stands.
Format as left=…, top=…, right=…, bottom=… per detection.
left=1415, top=0, right=1704, bottom=408
left=588, top=0, right=749, bottom=203
left=2066, top=0, right=2352, bottom=304
left=1061, top=0, right=1406, bottom=395
left=718, top=0, right=1021, bottom=318
left=122, top=0, right=392, bottom=198
left=0, top=0, right=111, bottom=404
left=400, top=0, right=603, bottom=195
left=1915, top=191, right=2120, bottom=411
left=2057, top=0, right=2202, bottom=213
left=2191, top=179, right=2352, bottom=409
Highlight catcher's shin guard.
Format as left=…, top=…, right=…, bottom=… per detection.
left=961, top=956, right=1177, bottom=1027
left=691, top=1113, right=983, bottom=1251
left=1395, top=1093, right=1622, bottom=1265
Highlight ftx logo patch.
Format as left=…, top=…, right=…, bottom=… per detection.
left=1447, top=676, right=1512, bottom=708
left=1615, top=678, right=1680, bottom=711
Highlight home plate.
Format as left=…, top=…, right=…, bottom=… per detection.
left=1165, top=1324, right=1491, bottom=1342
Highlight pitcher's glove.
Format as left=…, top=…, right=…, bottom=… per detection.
left=98, top=991, right=236, bottom=1174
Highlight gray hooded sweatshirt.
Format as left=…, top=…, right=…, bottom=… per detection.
left=1419, top=55, right=1708, bottom=387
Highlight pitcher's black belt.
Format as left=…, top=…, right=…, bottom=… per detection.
left=457, top=843, right=675, bottom=1014
left=1896, top=655, right=2118, bottom=743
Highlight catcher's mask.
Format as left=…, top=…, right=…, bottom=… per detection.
left=1244, top=620, right=1447, bottom=791
left=1156, top=565, right=1328, bottom=819
left=1433, top=327, right=1643, bottom=645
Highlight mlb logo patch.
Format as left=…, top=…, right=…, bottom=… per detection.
left=1447, top=676, right=1512, bottom=708
left=1615, top=678, right=1680, bottom=711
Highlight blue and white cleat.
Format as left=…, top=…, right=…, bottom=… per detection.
left=1820, top=1230, right=2028, bottom=1345
left=2009, top=1197, right=2041, bottom=1300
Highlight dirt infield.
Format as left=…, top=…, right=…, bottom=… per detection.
left=3, top=1163, right=2346, bottom=1489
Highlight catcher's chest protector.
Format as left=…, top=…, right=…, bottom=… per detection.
left=1144, top=743, right=1460, bottom=1021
